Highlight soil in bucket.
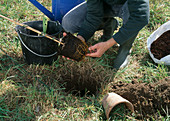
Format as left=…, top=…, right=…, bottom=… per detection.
left=15, top=21, right=63, bottom=65
left=150, top=30, right=170, bottom=60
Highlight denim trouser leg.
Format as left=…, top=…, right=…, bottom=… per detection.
left=62, top=1, right=118, bottom=41
left=62, top=1, right=130, bottom=36
left=62, top=1, right=87, bottom=33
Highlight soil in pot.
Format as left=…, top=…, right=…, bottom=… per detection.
left=59, top=33, right=88, bottom=61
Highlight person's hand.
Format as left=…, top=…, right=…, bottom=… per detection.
left=63, top=32, right=67, bottom=37
left=86, top=42, right=108, bottom=57
left=86, top=37, right=117, bottom=57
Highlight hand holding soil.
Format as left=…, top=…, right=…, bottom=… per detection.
left=86, top=37, right=117, bottom=57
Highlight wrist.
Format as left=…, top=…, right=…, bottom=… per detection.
left=105, top=37, right=117, bottom=48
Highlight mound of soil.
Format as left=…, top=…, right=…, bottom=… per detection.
left=151, top=30, right=170, bottom=60
left=109, top=77, right=170, bottom=119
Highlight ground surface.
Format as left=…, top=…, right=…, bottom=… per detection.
left=109, top=77, right=170, bottom=119
left=1, top=42, right=169, bottom=120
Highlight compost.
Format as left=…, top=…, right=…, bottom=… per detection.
left=109, top=77, right=170, bottom=119
left=150, top=30, right=170, bottom=60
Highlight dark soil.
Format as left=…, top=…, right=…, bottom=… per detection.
left=59, top=33, right=88, bottom=61
left=151, top=30, right=170, bottom=60
left=109, top=77, right=170, bottom=119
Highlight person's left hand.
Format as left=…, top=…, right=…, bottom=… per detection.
left=86, top=37, right=117, bottom=57
left=86, top=42, right=108, bottom=57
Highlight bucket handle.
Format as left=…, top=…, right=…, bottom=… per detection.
left=17, top=30, right=58, bottom=58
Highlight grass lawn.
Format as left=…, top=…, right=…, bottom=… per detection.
left=0, top=0, right=169, bottom=120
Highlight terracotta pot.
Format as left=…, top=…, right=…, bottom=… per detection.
left=102, top=92, right=134, bottom=119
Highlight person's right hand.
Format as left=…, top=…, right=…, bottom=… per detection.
left=63, top=32, right=67, bottom=37
left=62, top=32, right=71, bottom=60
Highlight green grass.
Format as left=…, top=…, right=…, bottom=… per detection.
left=0, top=0, right=170, bottom=121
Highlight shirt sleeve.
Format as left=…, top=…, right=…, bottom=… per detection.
left=78, top=0, right=104, bottom=41
left=113, top=0, right=150, bottom=45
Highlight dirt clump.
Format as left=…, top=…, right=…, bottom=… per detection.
left=151, top=30, right=170, bottom=60
left=109, top=77, right=170, bottom=119
left=59, top=33, right=88, bottom=61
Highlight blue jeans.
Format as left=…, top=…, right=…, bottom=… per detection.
left=62, top=1, right=129, bottom=34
